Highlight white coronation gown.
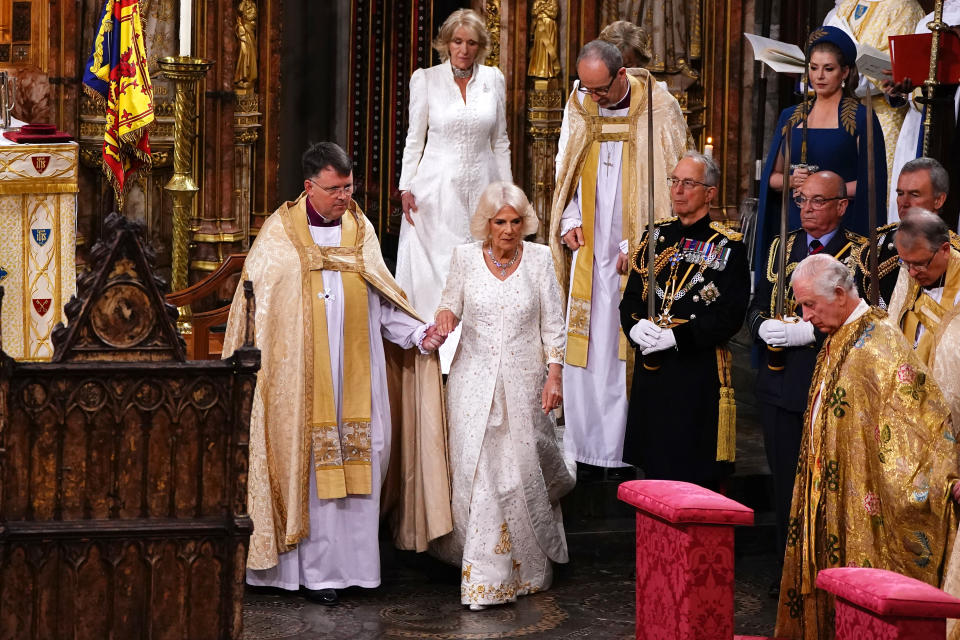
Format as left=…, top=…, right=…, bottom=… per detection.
left=396, top=61, right=512, bottom=372
left=432, top=242, right=576, bottom=606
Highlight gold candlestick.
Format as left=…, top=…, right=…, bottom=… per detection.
left=157, top=55, right=214, bottom=332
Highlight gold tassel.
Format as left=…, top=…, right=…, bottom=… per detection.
left=715, top=346, right=736, bottom=462
left=716, top=386, right=737, bottom=462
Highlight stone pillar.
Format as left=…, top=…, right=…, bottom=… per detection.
left=617, top=480, right=754, bottom=640
left=817, top=567, right=960, bottom=640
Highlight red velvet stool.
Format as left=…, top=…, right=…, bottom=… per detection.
left=817, top=567, right=960, bottom=639
left=617, top=480, right=754, bottom=640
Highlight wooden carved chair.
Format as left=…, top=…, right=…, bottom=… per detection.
left=166, top=253, right=246, bottom=360
left=0, top=214, right=259, bottom=640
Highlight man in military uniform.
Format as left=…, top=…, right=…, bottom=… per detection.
left=619, top=152, right=750, bottom=489
left=856, top=157, right=958, bottom=307
left=747, top=170, right=865, bottom=576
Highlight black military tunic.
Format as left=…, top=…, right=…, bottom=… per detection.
left=619, top=214, right=750, bottom=487
left=746, top=226, right=864, bottom=555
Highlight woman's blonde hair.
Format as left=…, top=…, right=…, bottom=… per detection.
left=470, top=182, right=539, bottom=240
left=433, top=9, right=490, bottom=64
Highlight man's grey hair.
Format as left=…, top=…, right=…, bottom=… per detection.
left=791, top=253, right=857, bottom=298
left=901, top=157, right=950, bottom=197
left=897, top=208, right=950, bottom=254
left=680, top=151, right=720, bottom=187
left=577, top=40, right=623, bottom=78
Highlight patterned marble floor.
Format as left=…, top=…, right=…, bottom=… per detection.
left=241, top=544, right=780, bottom=639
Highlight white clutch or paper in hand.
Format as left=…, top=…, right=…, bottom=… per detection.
left=856, top=43, right=891, bottom=82
left=745, top=33, right=805, bottom=74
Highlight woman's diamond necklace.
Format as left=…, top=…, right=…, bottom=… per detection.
left=452, top=65, right=473, bottom=79
left=486, top=243, right=519, bottom=276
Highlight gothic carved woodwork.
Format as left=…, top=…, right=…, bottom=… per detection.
left=485, top=0, right=502, bottom=69
left=232, top=0, right=261, bottom=252
left=0, top=212, right=259, bottom=640
left=526, top=80, right=563, bottom=242
left=525, top=0, right=563, bottom=241
left=234, top=92, right=261, bottom=252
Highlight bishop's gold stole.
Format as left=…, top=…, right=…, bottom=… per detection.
left=901, top=253, right=960, bottom=364
left=566, top=73, right=644, bottom=367
left=291, top=206, right=374, bottom=499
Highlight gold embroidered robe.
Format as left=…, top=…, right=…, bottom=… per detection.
left=887, top=250, right=960, bottom=640
left=775, top=306, right=959, bottom=640
left=222, top=194, right=452, bottom=570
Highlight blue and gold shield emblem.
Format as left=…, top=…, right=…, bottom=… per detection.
left=0, top=266, right=7, bottom=282
left=31, top=228, right=51, bottom=247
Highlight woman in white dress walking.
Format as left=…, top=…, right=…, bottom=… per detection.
left=433, top=183, right=576, bottom=610
left=397, top=8, right=512, bottom=373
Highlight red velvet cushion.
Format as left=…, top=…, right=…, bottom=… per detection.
left=616, top=480, right=754, bottom=526
left=817, top=568, right=960, bottom=618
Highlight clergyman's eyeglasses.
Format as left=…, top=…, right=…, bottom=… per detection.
left=577, top=75, right=617, bottom=96
left=308, top=178, right=354, bottom=197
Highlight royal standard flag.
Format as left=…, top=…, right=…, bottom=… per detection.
left=82, top=0, right=154, bottom=210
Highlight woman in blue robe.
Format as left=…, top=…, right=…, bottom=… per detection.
left=754, top=26, right=886, bottom=274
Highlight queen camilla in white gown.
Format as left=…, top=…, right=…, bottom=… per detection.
left=433, top=234, right=576, bottom=607
left=396, top=58, right=512, bottom=372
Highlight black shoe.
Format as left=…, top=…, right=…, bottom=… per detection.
left=576, top=463, right=602, bottom=481
left=303, top=587, right=338, bottom=605
left=767, top=580, right=780, bottom=599
left=605, top=467, right=635, bottom=481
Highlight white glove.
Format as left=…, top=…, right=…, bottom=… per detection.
left=758, top=319, right=787, bottom=347
left=629, top=319, right=661, bottom=350
left=759, top=318, right=815, bottom=348
left=782, top=317, right=815, bottom=347
left=642, top=328, right=677, bottom=355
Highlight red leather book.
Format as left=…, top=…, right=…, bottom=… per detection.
left=889, top=31, right=960, bottom=85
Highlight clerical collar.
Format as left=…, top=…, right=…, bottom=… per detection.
left=305, top=197, right=342, bottom=227
left=921, top=272, right=947, bottom=292
left=608, top=84, right=631, bottom=111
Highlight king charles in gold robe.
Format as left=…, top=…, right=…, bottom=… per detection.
left=222, top=188, right=452, bottom=585
left=775, top=253, right=960, bottom=640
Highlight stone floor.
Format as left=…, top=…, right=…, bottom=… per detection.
left=240, top=328, right=783, bottom=639
left=241, top=546, right=780, bottom=640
